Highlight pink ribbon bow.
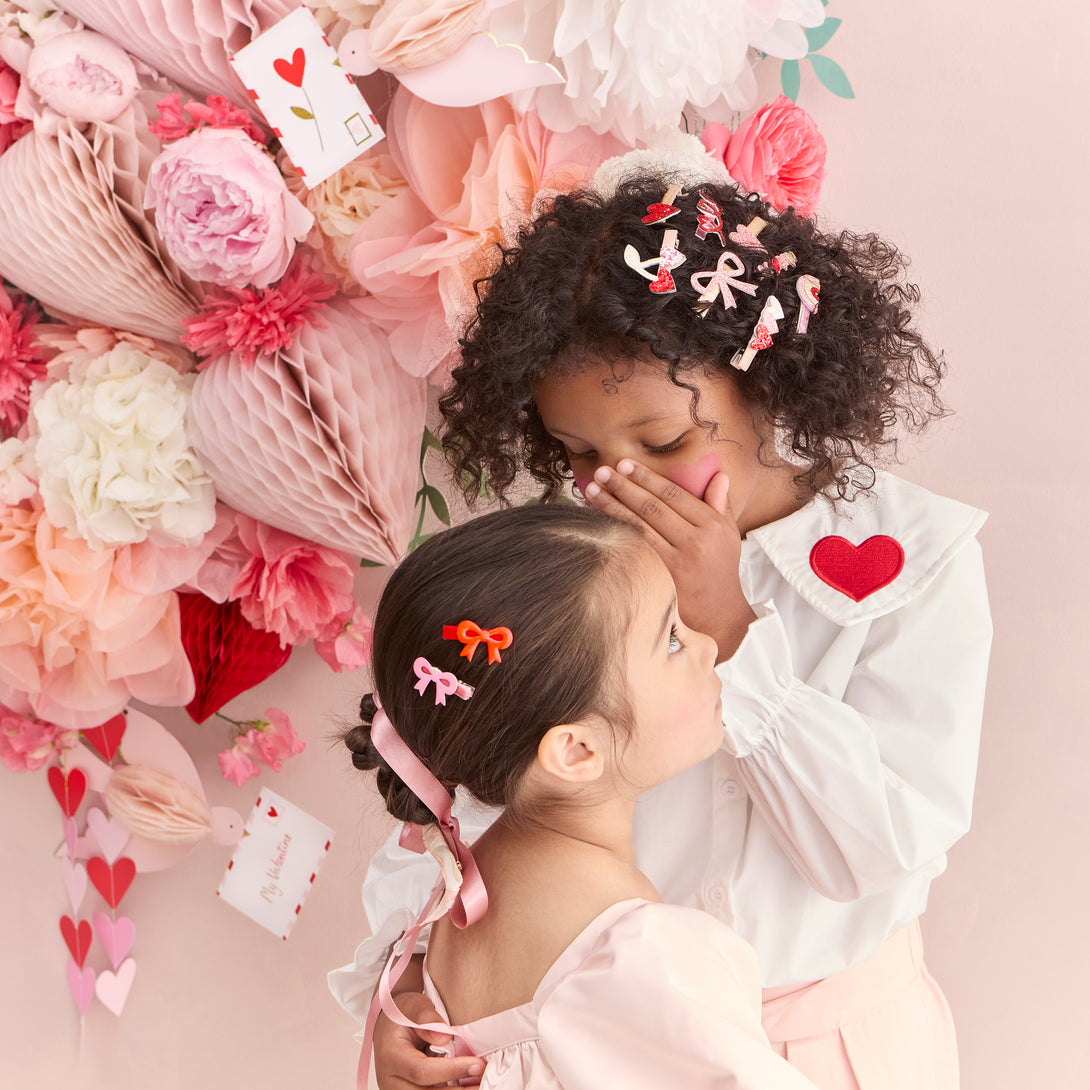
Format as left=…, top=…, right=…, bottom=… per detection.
left=413, top=657, right=473, bottom=706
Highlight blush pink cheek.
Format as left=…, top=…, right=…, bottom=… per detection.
left=666, top=454, right=720, bottom=500
left=572, top=474, right=592, bottom=498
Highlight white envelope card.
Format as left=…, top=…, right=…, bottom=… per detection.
left=230, top=6, right=384, bottom=187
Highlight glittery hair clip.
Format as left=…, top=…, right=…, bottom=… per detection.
left=623, top=228, right=687, bottom=294
left=442, top=620, right=513, bottom=665
left=694, top=191, right=725, bottom=245
left=727, top=217, right=768, bottom=252
left=690, top=251, right=758, bottom=317
left=730, top=295, right=785, bottom=371
left=413, top=657, right=474, bottom=706
left=641, top=184, right=683, bottom=224
left=756, top=251, right=797, bottom=276
left=795, top=275, right=820, bottom=332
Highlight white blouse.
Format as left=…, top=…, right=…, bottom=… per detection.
left=330, top=471, right=991, bottom=1004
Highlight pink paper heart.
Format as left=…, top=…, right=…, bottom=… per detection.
left=86, top=807, right=131, bottom=865
left=61, top=859, right=87, bottom=914
left=95, top=957, right=136, bottom=1016
left=62, top=816, right=77, bottom=862
left=66, top=959, right=96, bottom=1015
left=93, top=912, right=135, bottom=972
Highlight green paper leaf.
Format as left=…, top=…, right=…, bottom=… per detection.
left=809, top=54, right=855, bottom=99
left=408, top=531, right=436, bottom=552
left=422, top=426, right=445, bottom=455
left=423, top=485, right=451, bottom=526
left=291, top=106, right=315, bottom=119
left=804, top=17, right=841, bottom=53
left=359, top=557, right=385, bottom=568
left=780, top=60, right=801, bottom=101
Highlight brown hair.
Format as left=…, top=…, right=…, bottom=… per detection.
left=440, top=176, right=947, bottom=504
left=343, top=504, right=644, bottom=825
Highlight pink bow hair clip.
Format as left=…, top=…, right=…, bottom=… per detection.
left=690, top=250, right=758, bottom=316
left=413, top=658, right=474, bottom=706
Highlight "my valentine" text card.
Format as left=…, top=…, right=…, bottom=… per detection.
left=217, top=788, right=334, bottom=940
left=230, top=6, right=384, bottom=187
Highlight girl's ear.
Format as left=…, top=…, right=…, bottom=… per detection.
left=536, top=719, right=608, bottom=784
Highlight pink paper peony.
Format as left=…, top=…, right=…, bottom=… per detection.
left=230, top=515, right=357, bottom=647
left=25, top=30, right=138, bottom=124
left=0, top=706, right=76, bottom=772
left=145, top=128, right=314, bottom=289
left=0, top=501, right=195, bottom=728
left=702, top=96, right=827, bottom=217
left=313, top=605, right=373, bottom=672
left=0, top=283, right=46, bottom=438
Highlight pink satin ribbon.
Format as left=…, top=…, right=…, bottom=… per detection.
left=358, top=701, right=488, bottom=1086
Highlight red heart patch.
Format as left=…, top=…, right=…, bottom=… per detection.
left=179, top=594, right=292, bottom=723
left=60, top=916, right=93, bottom=968
left=641, top=202, right=680, bottom=224
left=87, top=857, right=136, bottom=910
left=81, top=714, right=127, bottom=762
left=809, top=535, right=905, bottom=602
left=48, top=766, right=87, bottom=818
left=273, top=47, right=306, bottom=88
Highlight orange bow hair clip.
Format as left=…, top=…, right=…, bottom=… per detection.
left=442, top=620, right=513, bottom=665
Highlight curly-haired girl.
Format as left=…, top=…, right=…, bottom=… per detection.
left=345, top=175, right=992, bottom=1090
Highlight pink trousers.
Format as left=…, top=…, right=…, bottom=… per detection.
left=761, top=922, right=959, bottom=1090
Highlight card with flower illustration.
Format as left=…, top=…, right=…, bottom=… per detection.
left=217, top=787, right=334, bottom=940
left=230, top=6, right=384, bottom=188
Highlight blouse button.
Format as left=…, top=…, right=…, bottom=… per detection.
left=720, top=779, right=741, bottom=798
left=705, top=882, right=728, bottom=907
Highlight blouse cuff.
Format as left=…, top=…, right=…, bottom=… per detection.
left=716, top=600, right=797, bottom=759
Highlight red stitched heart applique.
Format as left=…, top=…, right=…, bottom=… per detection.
left=809, top=535, right=905, bottom=602
left=81, top=714, right=127, bottom=762
left=87, top=857, right=136, bottom=910
left=273, top=47, right=306, bottom=88
left=60, top=916, right=93, bottom=967
left=48, top=766, right=87, bottom=817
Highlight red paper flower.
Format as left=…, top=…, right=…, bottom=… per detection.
left=0, top=284, right=46, bottom=438
left=182, top=262, right=336, bottom=367
left=702, top=96, right=827, bottom=217
left=149, top=92, right=265, bottom=144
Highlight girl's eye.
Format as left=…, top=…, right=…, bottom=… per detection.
left=645, top=433, right=686, bottom=456
left=566, top=449, right=596, bottom=462
left=668, top=624, right=683, bottom=655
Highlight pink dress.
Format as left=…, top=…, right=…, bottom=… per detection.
left=422, top=899, right=818, bottom=1090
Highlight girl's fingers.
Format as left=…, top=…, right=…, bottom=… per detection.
left=583, top=472, right=672, bottom=550
left=387, top=1053, right=485, bottom=1089
left=586, top=460, right=708, bottom=545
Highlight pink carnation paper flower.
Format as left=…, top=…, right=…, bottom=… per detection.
left=0, top=284, right=46, bottom=438
left=149, top=92, right=266, bottom=144
left=0, top=707, right=77, bottom=772
left=229, top=515, right=357, bottom=646
left=182, top=262, right=336, bottom=368
left=702, top=96, right=827, bottom=217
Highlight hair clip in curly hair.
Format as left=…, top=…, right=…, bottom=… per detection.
left=413, top=657, right=474, bottom=706
left=641, top=183, right=683, bottom=224
left=694, top=192, right=725, bottom=245
left=727, top=217, right=768, bottom=252
left=623, top=228, right=686, bottom=294
left=757, top=251, right=797, bottom=276
left=731, top=295, right=785, bottom=371
left=796, top=275, right=820, bottom=333
left=442, top=620, right=513, bottom=664
left=690, top=250, right=758, bottom=317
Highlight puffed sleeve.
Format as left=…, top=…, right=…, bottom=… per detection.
left=719, top=538, right=991, bottom=901
left=327, top=794, right=501, bottom=1019
left=536, top=904, right=817, bottom=1090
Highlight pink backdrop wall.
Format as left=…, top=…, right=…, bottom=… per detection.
left=3, top=1, right=1087, bottom=1087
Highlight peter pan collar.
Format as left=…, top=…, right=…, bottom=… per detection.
left=744, top=471, right=987, bottom=626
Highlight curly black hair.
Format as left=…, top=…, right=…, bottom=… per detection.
left=439, top=176, right=947, bottom=504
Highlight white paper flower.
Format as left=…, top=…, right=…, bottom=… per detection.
left=487, top=0, right=825, bottom=145
left=30, top=344, right=215, bottom=549
left=0, top=435, right=37, bottom=504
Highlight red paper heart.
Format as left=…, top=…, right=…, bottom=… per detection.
left=60, top=916, right=93, bottom=968
left=87, top=857, right=136, bottom=910
left=48, top=766, right=87, bottom=818
left=81, top=714, right=127, bottom=762
left=641, top=202, right=679, bottom=224
left=179, top=594, right=292, bottom=723
left=809, top=535, right=906, bottom=602
left=273, top=47, right=306, bottom=88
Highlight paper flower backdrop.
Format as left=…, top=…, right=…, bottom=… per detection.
left=0, top=0, right=844, bottom=1021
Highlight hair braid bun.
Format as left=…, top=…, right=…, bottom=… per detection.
left=343, top=693, right=434, bottom=827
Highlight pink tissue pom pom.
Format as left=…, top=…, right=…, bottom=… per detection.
left=0, top=284, right=46, bottom=439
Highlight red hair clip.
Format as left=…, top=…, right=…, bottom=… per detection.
left=442, top=620, right=513, bottom=665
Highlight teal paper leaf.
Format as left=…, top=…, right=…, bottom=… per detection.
left=781, top=59, right=801, bottom=101
left=809, top=54, right=855, bottom=99
left=804, top=17, right=841, bottom=53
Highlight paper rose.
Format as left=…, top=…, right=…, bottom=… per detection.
left=0, top=436, right=37, bottom=505
left=145, top=128, right=314, bottom=289
left=0, top=283, right=45, bottom=438
left=702, top=96, right=827, bottom=216
left=369, top=0, right=486, bottom=70
left=0, top=707, right=76, bottom=772
left=230, top=515, right=357, bottom=647
left=0, top=59, right=31, bottom=156
left=31, top=342, right=216, bottom=549
left=0, top=501, right=195, bottom=728
left=25, top=29, right=138, bottom=124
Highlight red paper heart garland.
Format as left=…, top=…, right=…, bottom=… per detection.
left=60, top=916, right=93, bottom=967
left=809, top=535, right=905, bottom=602
left=81, top=714, right=127, bottom=762
left=87, top=857, right=136, bottom=910
left=48, top=766, right=87, bottom=817
left=178, top=594, right=292, bottom=723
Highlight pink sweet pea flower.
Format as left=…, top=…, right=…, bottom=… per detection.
left=314, top=606, right=374, bottom=672
left=215, top=707, right=305, bottom=783
left=217, top=744, right=259, bottom=787
left=0, top=707, right=77, bottom=772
